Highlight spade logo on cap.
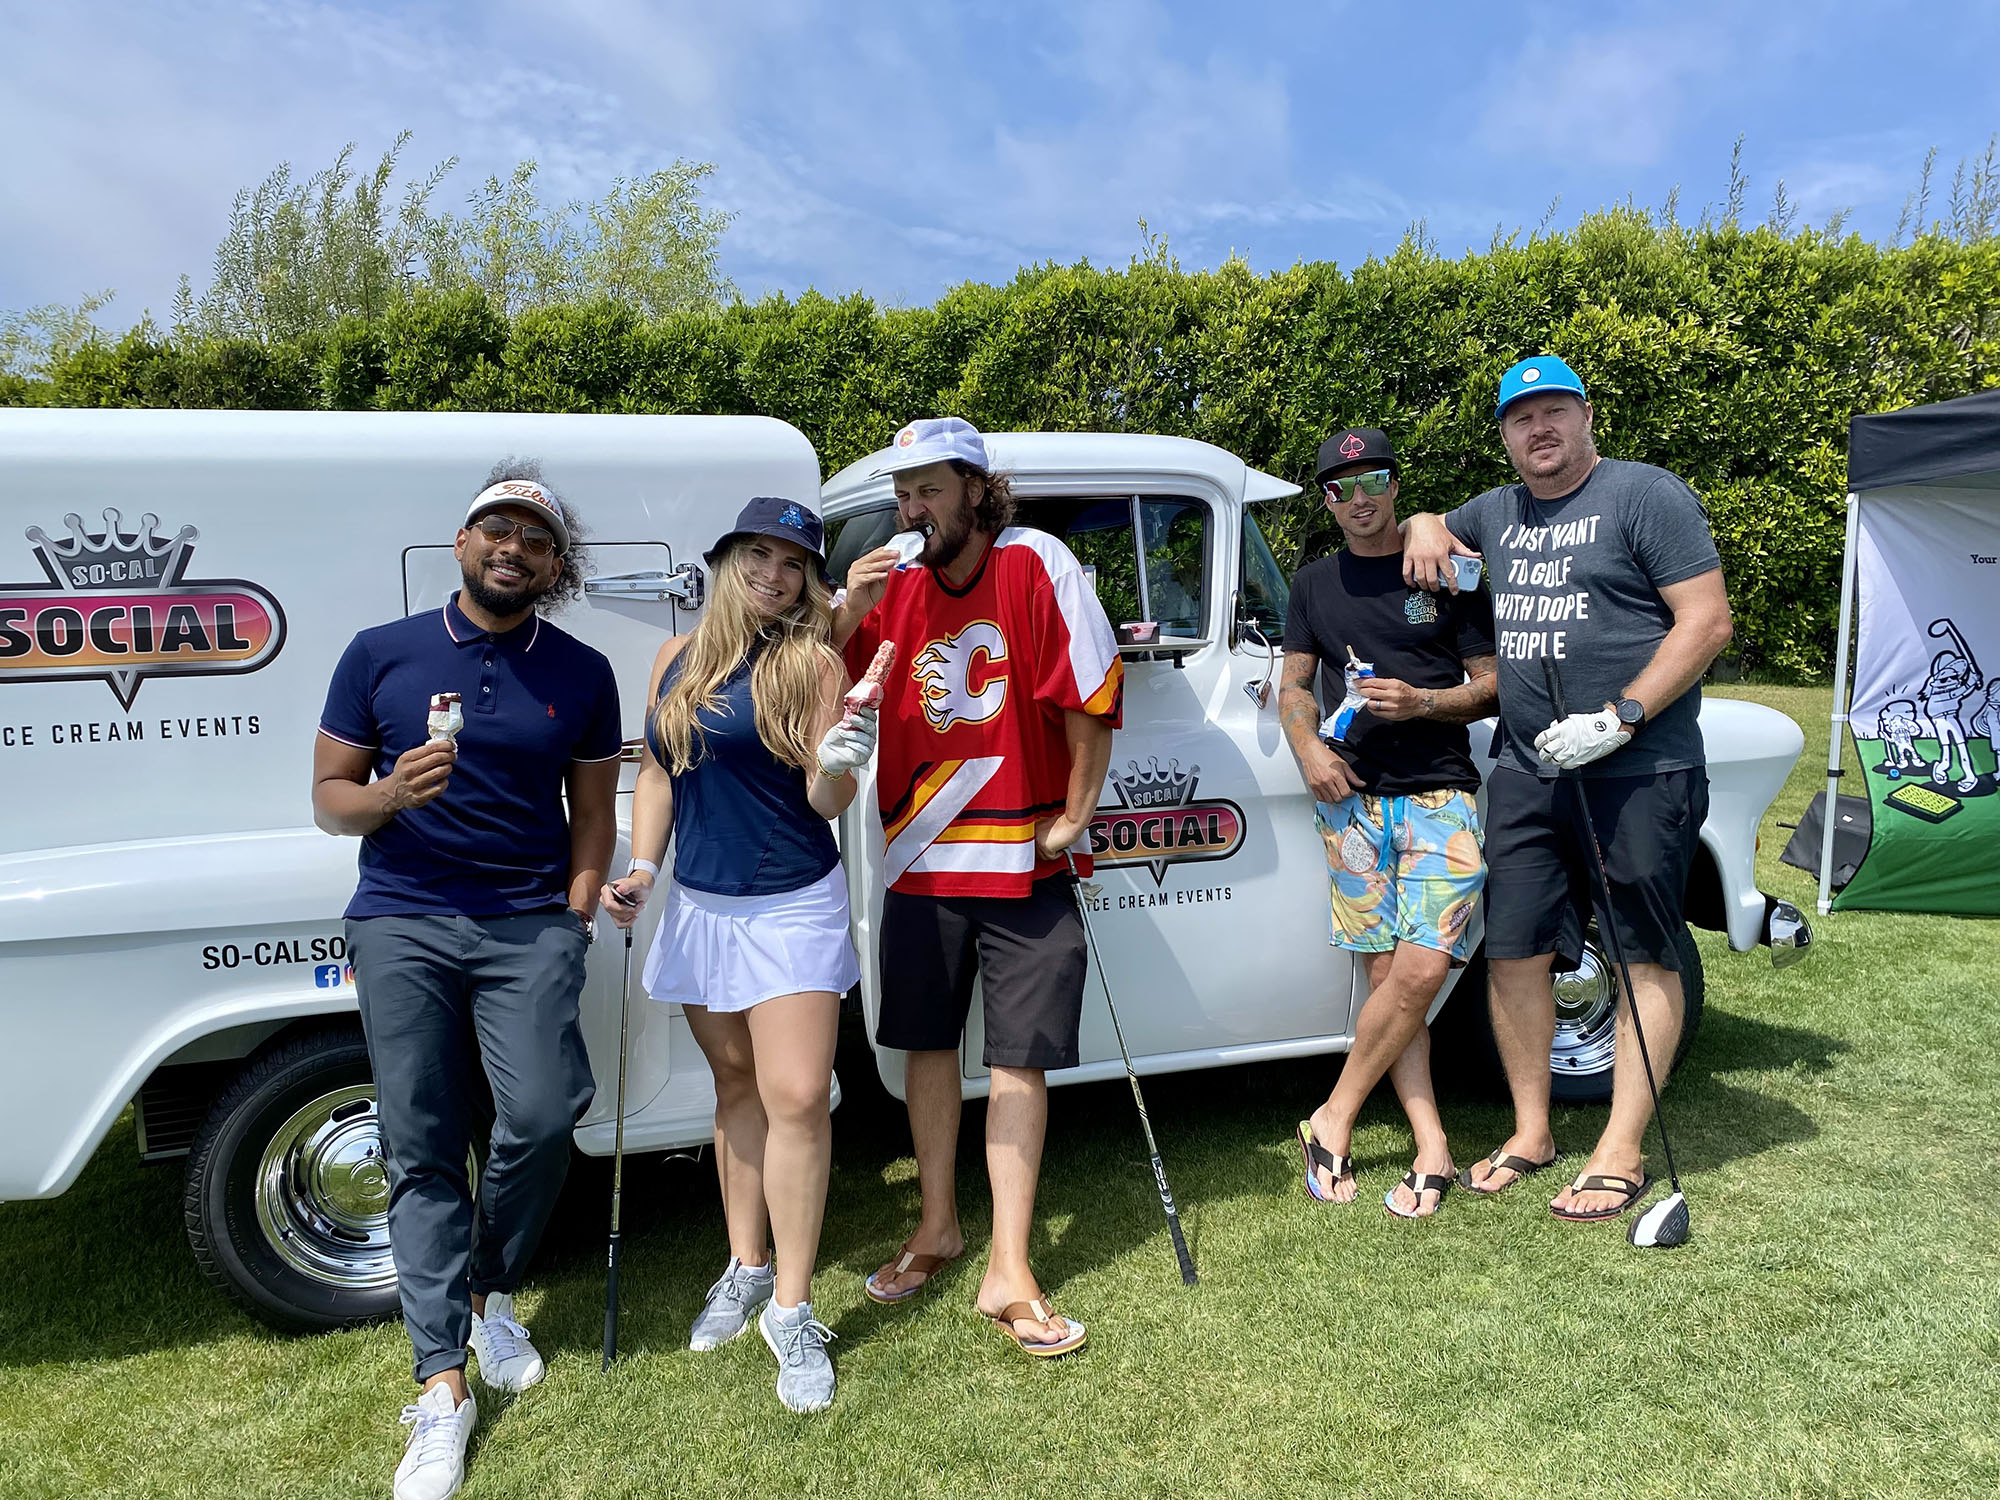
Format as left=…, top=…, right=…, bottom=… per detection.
left=1339, top=433, right=1365, bottom=459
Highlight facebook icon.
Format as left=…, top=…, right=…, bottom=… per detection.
left=314, top=964, right=344, bottom=989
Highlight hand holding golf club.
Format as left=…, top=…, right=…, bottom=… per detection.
left=600, top=871, right=652, bottom=927
left=1534, top=705, right=1627, bottom=770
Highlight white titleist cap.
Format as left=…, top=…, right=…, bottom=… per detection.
left=464, top=478, right=571, bottom=553
left=871, top=416, right=990, bottom=478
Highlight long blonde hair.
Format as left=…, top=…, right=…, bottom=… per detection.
left=653, top=542, right=838, bottom=774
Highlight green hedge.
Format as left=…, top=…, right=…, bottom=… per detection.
left=15, top=210, right=2000, bottom=677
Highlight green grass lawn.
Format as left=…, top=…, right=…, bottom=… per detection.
left=4, top=683, right=1997, bottom=1499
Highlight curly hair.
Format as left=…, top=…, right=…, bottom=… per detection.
left=476, top=457, right=592, bottom=613
left=950, top=460, right=1017, bottom=533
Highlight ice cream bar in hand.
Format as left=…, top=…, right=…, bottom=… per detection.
left=427, top=692, right=464, bottom=744
left=843, top=641, right=897, bottom=723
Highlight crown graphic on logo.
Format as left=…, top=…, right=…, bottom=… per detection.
left=26, top=509, right=198, bottom=591
left=1109, top=756, right=1200, bottom=810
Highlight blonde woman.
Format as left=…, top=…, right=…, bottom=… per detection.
left=600, top=497, right=875, bottom=1413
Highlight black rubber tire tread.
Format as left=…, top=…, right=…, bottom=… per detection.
left=182, top=1023, right=400, bottom=1334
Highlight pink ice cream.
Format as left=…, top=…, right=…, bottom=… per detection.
left=844, top=641, right=897, bottom=724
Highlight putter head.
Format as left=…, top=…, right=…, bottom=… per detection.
left=1629, top=1191, right=1689, bottom=1249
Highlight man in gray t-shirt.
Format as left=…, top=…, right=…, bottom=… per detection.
left=1404, top=354, right=1735, bottom=1226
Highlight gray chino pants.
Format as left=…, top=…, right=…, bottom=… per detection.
left=347, top=911, right=595, bottom=1382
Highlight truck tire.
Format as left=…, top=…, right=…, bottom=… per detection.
left=1547, top=924, right=1704, bottom=1104
left=183, top=1026, right=401, bottom=1332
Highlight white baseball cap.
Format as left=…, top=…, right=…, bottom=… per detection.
left=464, top=478, right=571, bottom=553
left=870, top=416, right=991, bottom=478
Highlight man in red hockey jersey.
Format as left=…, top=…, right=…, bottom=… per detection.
left=835, top=416, right=1121, bottom=1357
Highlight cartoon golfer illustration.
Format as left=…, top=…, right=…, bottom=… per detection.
left=1876, top=697, right=1925, bottom=779
left=1920, top=618, right=1983, bottom=794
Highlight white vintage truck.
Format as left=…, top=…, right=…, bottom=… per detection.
left=0, top=410, right=1809, bottom=1331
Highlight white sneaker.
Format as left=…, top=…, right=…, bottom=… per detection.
left=395, top=1383, right=476, bottom=1500
left=469, top=1291, right=546, bottom=1393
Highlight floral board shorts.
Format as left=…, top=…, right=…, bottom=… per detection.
left=1313, top=788, right=1486, bottom=961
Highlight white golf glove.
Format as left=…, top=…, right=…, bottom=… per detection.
left=1534, top=707, right=1628, bottom=770
left=816, top=705, right=878, bottom=777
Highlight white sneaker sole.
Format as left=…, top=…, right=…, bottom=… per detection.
left=473, top=1358, right=544, bottom=1394
left=759, top=1316, right=834, bottom=1414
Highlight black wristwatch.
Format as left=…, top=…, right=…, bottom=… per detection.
left=1614, top=697, right=1646, bottom=732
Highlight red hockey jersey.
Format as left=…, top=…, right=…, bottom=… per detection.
left=844, top=528, right=1123, bottom=896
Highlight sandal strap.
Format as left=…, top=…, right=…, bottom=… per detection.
left=996, top=1299, right=1069, bottom=1335
left=1402, top=1171, right=1453, bottom=1196
left=1570, top=1173, right=1644, bottom=1195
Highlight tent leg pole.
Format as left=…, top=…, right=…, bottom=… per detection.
left=1818, top=492, right=1861, bottom=916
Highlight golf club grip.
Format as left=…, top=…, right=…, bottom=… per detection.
left=1153, top=1155, right=1199, bottom=1285
left=602, top=1234, right=621, bottom=1369
left=1542, top=655, right=1569, bottom=718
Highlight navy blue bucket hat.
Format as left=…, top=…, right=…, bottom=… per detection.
left=703, top=497, right=831, bottom=580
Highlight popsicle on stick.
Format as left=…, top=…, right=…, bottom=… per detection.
left=844, top=640, right=897, bottom=724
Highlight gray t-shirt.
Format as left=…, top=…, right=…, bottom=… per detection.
left=1444, top=458, right=1722, bottom=778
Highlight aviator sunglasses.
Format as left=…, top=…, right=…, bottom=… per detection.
left=1322, top=468, right=1393, bottom=503
left=471, top=514, right=560, bottom=556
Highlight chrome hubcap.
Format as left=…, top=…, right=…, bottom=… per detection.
left=1549, top=934, right=1619, bottom=1077
left=254, top=1085, right=397, bottom=1291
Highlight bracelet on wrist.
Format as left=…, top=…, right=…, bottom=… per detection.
left=817, top=758, right=852, bottom=781
left=628, top=858, right=660, bottom=879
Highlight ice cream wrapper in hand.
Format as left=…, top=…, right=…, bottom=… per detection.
left=844, top=641, right=897, bottom=724
left=427, top=692, right=464, bottom=744
left=1318, top=662, right=1374, bottom=744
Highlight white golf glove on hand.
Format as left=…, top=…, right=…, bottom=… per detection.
left=1534, top=707, right=1628, bottom=770
left=816, top=705, right=878, bottom=777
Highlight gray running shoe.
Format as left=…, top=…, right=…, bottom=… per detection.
left=688, top=1257, right=774, bottom=1351
left=759, top=1300, right=837, bottom=1413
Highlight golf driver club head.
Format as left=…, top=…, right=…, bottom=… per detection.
left=1629, top=1191, right=1690, bottom=1249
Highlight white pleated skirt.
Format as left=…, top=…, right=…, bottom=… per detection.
left=642, top=863, right=861, bottom=1013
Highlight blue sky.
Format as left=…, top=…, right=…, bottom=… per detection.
left=2, top=2, right=1991, bottom=324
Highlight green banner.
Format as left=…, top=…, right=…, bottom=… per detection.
left=1834, top=732, right=2000, bottom=914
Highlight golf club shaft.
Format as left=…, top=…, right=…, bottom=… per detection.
left=603, top=923, right=634, bottom=1371
left=1542, top=659, right=1683, bottom=1192
left=1066, top=851, right=1198, bottom=1286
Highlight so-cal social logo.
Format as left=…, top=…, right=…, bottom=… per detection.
left=0, top=510, right=287, bottom=707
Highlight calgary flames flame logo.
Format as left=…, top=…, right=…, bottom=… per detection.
left=910, top=621, right=1008, bottom=732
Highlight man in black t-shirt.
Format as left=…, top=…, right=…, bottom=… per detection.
left=1280, top=427, right=1499, bottom=1217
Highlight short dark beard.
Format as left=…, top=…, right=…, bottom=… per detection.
left=922, top=505, right=980, bottom=572
left=461, top=560, right=552, bottom=619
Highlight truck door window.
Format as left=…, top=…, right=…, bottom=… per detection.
left=1054, top=498, right=1208, bottom=638
left=824, top=505, right=899, bottom=587
left=1240, top=509, right=1291, bottom=638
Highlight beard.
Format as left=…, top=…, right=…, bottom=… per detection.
left=918, top=505, right=979, bottom=571
left=461, top=557, right=552, bottom=617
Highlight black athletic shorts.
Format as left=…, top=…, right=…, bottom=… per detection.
left=876, top=874, right=1088, bottom=1071
left=1482, top=765, right=1709, bottom=972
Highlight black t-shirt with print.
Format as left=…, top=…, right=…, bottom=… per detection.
left=1282, top=548, right=1497, bottom=794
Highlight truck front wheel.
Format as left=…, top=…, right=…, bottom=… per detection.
left=1547, top=924, right=1705, bottom=1104
left=183, top=1026, right=401, bottom=1332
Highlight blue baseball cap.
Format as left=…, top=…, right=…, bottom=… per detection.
left=704, top=496, right=831, bottom=580
left=870, top=416, right=991, bottom=478
left=1496, top=355, right=1588, bottom=417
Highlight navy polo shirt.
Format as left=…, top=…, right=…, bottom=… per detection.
left=320, top=594, right=623, bottom=918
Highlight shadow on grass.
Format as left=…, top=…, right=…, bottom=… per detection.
left=0, top=1001, right=1848, bottom=1372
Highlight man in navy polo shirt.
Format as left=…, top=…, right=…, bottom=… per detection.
left=313, top=461, right=621, bottom=1500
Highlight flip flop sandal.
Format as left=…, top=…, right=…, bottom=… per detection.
left=1295, top=1121, right=1355, bottom=1204
left=1550, top=1172, right=1653, bottom=1222
left=988, top=1299, right=1087, bottom=1359
left=864, top=1241, right=960, bottom=1304
left=1383, top=1169, right=1453, bottom=1219
left=1457, top=1146, right=1562, bottom=1195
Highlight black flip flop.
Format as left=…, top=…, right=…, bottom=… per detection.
left=1384, top=1169, right=1453, bottom=1219
left=1550, top=1172, right=1653, bottom=1222
left=1295, top=1121, right=1354, bottom=1204
left=1457, top=1146, right=1562, bottom=1195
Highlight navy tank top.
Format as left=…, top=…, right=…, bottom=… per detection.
left=646, top=647, right=841, bottom=896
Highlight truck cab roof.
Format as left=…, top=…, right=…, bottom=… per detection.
left=822, top=431, right=1301, bottom=512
